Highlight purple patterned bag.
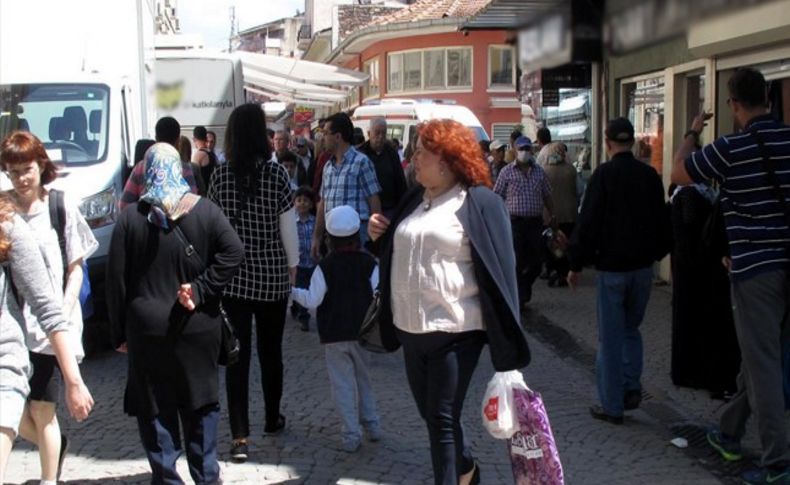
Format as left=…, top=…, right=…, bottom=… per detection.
left=507, top=387, right=565, bottom=485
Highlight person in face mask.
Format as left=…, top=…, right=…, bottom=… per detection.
left=494, top=136, right=555, bottom=307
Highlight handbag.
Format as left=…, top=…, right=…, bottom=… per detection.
left=172, top=224, right=240, bottom=366
left=358, top=289, right=388, bottom=353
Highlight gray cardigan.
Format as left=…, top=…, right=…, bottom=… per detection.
left=0, top=215, right=68, bottom=398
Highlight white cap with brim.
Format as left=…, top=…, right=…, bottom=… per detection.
left=490, top=139, right=506, bottom=151
left=326, top=205, right=360, bottom=237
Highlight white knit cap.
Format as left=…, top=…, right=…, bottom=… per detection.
left=326, top=205, right=360, bottom=237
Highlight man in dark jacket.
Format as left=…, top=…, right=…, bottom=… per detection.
left=358, top=118, right=408, bottom=218
left=567, top=118, right=672, bottom=425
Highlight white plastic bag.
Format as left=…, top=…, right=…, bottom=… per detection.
left=482, top=370, right=528, bottom=439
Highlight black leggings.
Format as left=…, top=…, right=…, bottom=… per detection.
left=398, top=329, right=486, bottom=485
left=223, top=297, right=288, bottom=439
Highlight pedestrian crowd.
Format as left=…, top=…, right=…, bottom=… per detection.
left=0, top=67, right=788, bottom=485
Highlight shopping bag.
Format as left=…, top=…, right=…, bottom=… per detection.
left=482, top=370, right=527, bottom=439
left=508, top=386, right=565, bottom=485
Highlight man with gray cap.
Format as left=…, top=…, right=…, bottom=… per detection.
left=567, top=118, right=672, bottom=425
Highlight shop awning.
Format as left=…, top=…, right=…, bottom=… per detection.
left=237, top=51, right=368, bottom=87
left=237, top=51, right=368, bottom=107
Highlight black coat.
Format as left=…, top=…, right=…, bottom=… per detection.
left=371, top=185, right=531, bottom=371
left=106, top=198, right=244, bottom=416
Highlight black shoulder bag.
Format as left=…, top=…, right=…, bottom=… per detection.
left=358, top=289, right=387, bottom=353
left=752, top=128, right=790, bottom=265
left=172, top=224, right=240, bottom=366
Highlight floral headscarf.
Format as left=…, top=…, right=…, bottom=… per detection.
left=139, top=143, right=199, bottom=228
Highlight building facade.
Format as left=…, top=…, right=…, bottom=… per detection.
left=302, top=0, right=524, bottom=141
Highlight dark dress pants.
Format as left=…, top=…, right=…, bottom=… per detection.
left=511, top=216, right=544, bottom=304
left=136, top=404, right=220, bottom=485
left=223, top=297, right=288, bottom=438
left=398, top=329, right=486, bottom=485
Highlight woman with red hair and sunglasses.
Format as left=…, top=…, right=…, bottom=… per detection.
left=368, top=119, right=531, bottom=485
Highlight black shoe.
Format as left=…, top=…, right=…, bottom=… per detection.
left=624, top=390, right=642, bottom=410
left=589, top=405, right=623, bottom=425
left=230, top=440, right=248, bottom=463
left=57, top=434, right=69, bottom=480
left=470, top=462, right=481, bottom=485
left=298, top=315, right=310, bottom=332
left=264, top=414, right=286, bottom=435
left=290, top=306, right=299, bottom=319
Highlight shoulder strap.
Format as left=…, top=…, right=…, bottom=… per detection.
left=48, top=189, right=68, bottom=288
left=751, top=129, right=790, bottom=233
left=172, top=224, right=205, bottom=271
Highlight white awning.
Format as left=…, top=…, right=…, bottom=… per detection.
left=237, top=51, right=367, bottom=106
left=237, top=51, right=368, bottom=87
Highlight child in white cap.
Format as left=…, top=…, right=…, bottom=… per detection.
left=291, top=205, right=381, bottom=452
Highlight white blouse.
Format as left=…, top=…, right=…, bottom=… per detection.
left=391, top=184, right=483, bottom=334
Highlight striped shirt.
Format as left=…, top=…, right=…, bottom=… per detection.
left=684, top=115, right=790, bottom=279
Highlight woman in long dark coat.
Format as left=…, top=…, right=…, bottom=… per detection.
left=107, top=143, right=243, bottom=484
left=670, top=183, right=740, bottom=398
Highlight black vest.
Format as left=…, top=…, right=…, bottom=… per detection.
left=316, top=251, right=376, bottom=344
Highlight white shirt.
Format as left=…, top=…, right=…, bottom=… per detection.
left=17, top=190, right=98, bottom=361
left=391, top=184, right=483, bottom=334
left=291, top=265, right=379, bottom=309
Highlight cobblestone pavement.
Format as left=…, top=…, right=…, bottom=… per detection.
left=7, top=273, right=763, bottom=485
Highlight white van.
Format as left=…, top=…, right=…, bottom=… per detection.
left=352, top=99, right=490, bottom=147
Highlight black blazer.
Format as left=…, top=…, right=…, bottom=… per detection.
left=371, top=185, right=531, bottom=371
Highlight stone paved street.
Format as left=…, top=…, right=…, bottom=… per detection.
left=6, top=272, right=779, bottom=484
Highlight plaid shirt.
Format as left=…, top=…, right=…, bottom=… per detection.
left=493, top=162, right=552, bottom=217
left=120, top=159, right=198, bottom=210
left=297, top=214, right=317, bottom=268
left=320, top=146, right=381, bottom=220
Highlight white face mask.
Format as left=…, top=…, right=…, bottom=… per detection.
left=516, top=151, right=529, bottom=163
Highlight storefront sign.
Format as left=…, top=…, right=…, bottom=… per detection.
left=294, top=106, right=314, bottom=125
left=518, top=0, right=603, bottom=73
left=607, top=0, right=771, bottom=54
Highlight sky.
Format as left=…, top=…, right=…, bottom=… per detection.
left=177, top=0, right=304, bottom=51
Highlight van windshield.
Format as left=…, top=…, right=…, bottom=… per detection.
left=0, top=83, right=110, bottom=165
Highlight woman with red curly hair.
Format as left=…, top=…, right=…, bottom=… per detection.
left=368, top=119, right=531, bottom=485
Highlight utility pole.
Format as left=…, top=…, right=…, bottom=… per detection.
left=229, top=5, right=237, bottom=52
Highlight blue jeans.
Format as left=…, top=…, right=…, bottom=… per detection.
left=324, top=341, right=380, bottom=444
left=596, top=267, right=653, bottom=416
left=136, top=404, right=220, bottom=485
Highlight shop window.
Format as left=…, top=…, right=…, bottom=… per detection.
left=388, top=54, right=403, bottom=92
left=424, top=50, right=445, bottom=89
left=387, top=47, right=472, bottom=93
left=489, top=46, right=515, bottom=88
left=447, top=48, right=472, bottom=88
left=363, top=58, right=380, bottom=99
left=540, top=88, right=592, bottom=168
left=623, top=76, right=665, bottom=174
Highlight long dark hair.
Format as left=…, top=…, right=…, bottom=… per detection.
left=225, top=103, right=272, bottom=195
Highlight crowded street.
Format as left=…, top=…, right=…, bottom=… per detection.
left=2, top=0, right=790, bottom=484
left=4, top=278, right=773, bottom=484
